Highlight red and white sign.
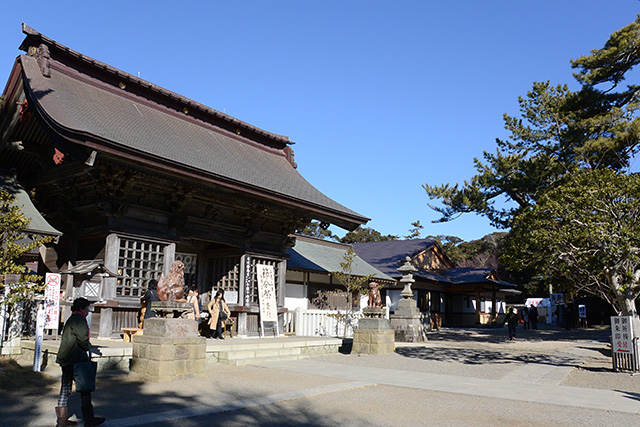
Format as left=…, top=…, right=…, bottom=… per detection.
left=44, top=273, right=61, bottom=329
left=612, top=316, right=634, bottom=354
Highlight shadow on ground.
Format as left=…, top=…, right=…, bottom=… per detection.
left=394, top=326, right=612, bottom=367
left=0, top=360, right=367, bottom=427
left=427, top=325, right=610, bottom=345
left=395, top=345, right=583, bottom=366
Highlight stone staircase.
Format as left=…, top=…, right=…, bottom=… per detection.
left=207, top=337, right=349, bottom=366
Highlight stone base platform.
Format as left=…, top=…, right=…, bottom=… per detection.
left=130, top=317, right=206, bottom=382
left=20, top=336, right=350, bottom=374
left=390, top=298, right=427, bottom=343
left=352, top=317, right=395, bottom=355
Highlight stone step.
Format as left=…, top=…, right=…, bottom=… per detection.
left=225, top=354, right=309, bottom=367
left=212, top=338, right=344, bottom=365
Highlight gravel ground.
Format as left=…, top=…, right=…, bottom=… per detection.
left=315, top=325, right=640, bottom=394
left=2, top=324, right=639, bottom=426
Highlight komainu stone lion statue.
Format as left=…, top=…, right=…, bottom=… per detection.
left=157, top=260, right=185, bottom=301
left=368, top=281, right=383, bottom=308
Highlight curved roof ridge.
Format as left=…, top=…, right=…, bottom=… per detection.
left=19, top=23, right=292, bottom=146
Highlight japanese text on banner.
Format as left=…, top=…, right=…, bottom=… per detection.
left=44, top=273, right=61, bottom=329
left=256, top=264, right=277, bottom=322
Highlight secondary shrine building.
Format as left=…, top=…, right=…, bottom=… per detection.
left=0, top=25, right=367, bottom=338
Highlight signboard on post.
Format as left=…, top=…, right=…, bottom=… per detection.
left=33, top=305, right=45, bottom=372
left=578, top=305, right=587, bottom=318
left=44, top=273, right=61, bottom=330
left=550, top=293, right=564, bottom=305
left=256, top=264, right=278, bottom=337
left=612, top=316, right=634, bottom=353
left=611, top=316, right=639, bottom=372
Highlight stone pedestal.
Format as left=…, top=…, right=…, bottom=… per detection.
left=130, top=317, right=206, bottom=382
left=352, top=309, right=395, bottom=355
left=390, top=298, right=426, bottom=342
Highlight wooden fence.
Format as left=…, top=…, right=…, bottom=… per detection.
left=283, top=307, right=390, bottom=338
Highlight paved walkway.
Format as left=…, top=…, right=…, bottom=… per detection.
left=255, top=355, right=640, bottom=415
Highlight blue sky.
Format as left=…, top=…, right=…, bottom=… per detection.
left=1, top=1, right=638, bottom=241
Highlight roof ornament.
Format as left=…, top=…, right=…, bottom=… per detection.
left=35, top=44, right=51, bottom=78
left=284, top=145, right=297, bottom=169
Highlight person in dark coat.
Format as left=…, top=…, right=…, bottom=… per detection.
left=529, top=304, right=539, bottom=330
left=140, top=279, right=159, bottom=321
left=55, top=298, right=105, bottom=426
left=505, top=307, right=518, bottom=341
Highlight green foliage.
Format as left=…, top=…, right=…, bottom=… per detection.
left=502, top=169, right=640, bottom=315
left=0, top=190, right=52, bottom=307
left=427, top=233, right=507, bottom=270
left=331, top=247, right=374, bottom=303
left=340, top=226, right=397, bottom=244
left=327, top=247, right=375, bottom=334
left=424, top=16, right=640, bottom=229
left=424, top=16, right=640, bottom=312
left=404, top=220, right=424, bottom=239
left=297, top=220, right=339, bottom=241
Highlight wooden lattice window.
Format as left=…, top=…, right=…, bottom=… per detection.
left=176, top=252, right=198, bottom=289
left=210, top=256, right=241, bottom=293
left=116, top=238, right=166, bottom=297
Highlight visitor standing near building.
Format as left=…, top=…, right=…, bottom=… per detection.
left=208, top=290, right=231, bottom=339
left=505, top=307, right=518, bottom=341
left=55, top=297, right=105, bottom=426
left=186, top=287, right=201, bottom=322
left=529, top=304, right=539, bottom=330
left=140, top=279, right=159, bottom=322
left=522, top=306, right=530, bottom=330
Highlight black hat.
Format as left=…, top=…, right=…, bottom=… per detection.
left=71, top=297, right=91, bottom=311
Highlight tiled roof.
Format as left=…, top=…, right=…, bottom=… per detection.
left=353, top=238, right=437, bottom=277
left=287, top=236, right=395, bottom=282
left=1, top=174, right=62, bottom=237
left=15, top=26, right=368, bottom=230
left=354, top=239, right=517, bottom=289
left=438, top=268, right=517, bottom=288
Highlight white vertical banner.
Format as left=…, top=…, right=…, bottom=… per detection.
left=33, top=306, right=45, bottom=372
left=44, top=273, right=61, bottom=330
left=256, top=264, right=277, bottom=322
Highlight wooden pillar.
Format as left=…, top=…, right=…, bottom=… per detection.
left=99, top=233, right=119, bottom=339
left=475, top=288, right=481, bottom=324
left=98, top=307, right=112, bottom=339
left=277, top=259, right=286, bottom=307
left=163, top=243, right=176, bottom=276
left=491, top=290, right=497, bottom=322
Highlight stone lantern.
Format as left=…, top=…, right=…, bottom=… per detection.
left=389, top=257, right=426, bottom=342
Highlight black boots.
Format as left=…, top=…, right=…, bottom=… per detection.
left=55, top=406, right=77, bottom=427
left=81, top=404, right=105, bottom=426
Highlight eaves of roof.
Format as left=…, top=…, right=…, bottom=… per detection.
left=12, top=25, right=369, bottom=230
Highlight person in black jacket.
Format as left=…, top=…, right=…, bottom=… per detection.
left=140, top=279, right=159, bottom=321
left=505, top=308, right=518, bottom=341
left=55, top=298, right=105, bottom=426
